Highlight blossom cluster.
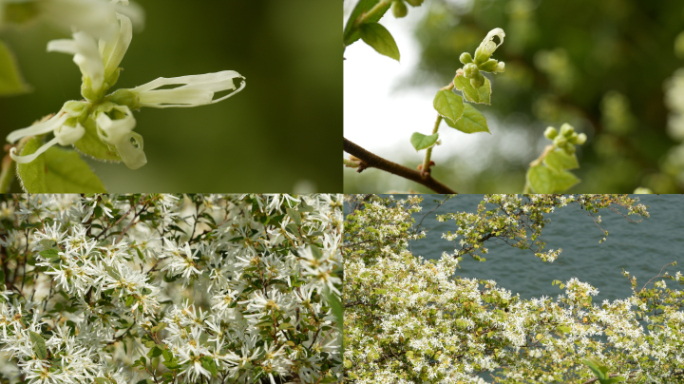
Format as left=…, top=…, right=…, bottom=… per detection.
left=3, top=0, right=245, bottom=170
left=343, top=195, right=683, bottom=383
left=0, top=194, right=342, bottom=384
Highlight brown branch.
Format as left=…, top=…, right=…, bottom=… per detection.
left=344, top=138, right=457, bottom=193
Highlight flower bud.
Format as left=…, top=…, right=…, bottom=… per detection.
left=470, top=72, right=485, bottom=88
left=560, top=123, right=574, bottom=137
left=576, top=133, right=587, bottom=145
left=563, top=143, right=576, bottom=155
left=475, top=28, right=505, bottom=64
left=479, top=59, right=498, bottom=72
left=553, top=135, right=567, bottom=148
left=568, top=132, right=579, bottom=144
left=544, top=127, right=558, bottom=140
left=392, top=0, right=408, bottom=18
left=459, top=52, right=473, bottom=65
left=464, top=63, right=479, bottom=79
left=496, top=61, right=505, bottom=73
left=405, top=0, right=424, bottom=5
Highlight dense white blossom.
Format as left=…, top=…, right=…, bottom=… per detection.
left=0, top=194, right=342, bottom=384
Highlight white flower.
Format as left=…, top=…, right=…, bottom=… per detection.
left=127, top=70, right=246, bottom=108
left=47, top=13, right=132, bottom=99
left=7, top=106, right=85, bottom=164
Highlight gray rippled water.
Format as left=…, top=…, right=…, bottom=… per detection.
left=407, top=195, right=684, bottom=303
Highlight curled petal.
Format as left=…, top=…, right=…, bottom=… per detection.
left=483, top=27, right=505, bottom=48
left=95, top=105, right=146, bottom=169
left=55, top=123, right=85, bottom=145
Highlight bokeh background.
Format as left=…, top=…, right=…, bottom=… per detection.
left=344, top=0, right=684, bottom=193
left=1, top=0, right=341, bottom=192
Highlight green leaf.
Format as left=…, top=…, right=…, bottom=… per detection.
left=278, top=322, right=295, bottom=331
left=359, top=22, right=400, bottom=61
left=73, top=117, right=121, bottom=162
left=603, top=377, right=626, bottom=384
left=444, top=104, right=490, bottom=134
left=583, top=358, right=610, bottom=381
left=527, top=165, right=554, bottom=194
left=527, top=165, right=580, bottom=193
left=29, top=331, right=47, bottom=360
left=433, top=90, right=464, bottom=124
left=200, top=356, right=218, bottom=377
left=0, top=40, right=31, bottom=96
left=16, top=138, right=107, bottom=193
left=148, top=346, right=163, bottom=358
left=544, top=149, right=579, bottom=171
left=410, top=132, right=439, bottom=151
left=452, top=74, right=491, bottom=104
left=553, top=170, right=580, bottom=192
left=343, top=0, right=392, bottom=46
left=557, top=325, right=571, bottom=334
left=39, top=249, right=60, bottom=259
left=286, top=207, right=301, bottom=226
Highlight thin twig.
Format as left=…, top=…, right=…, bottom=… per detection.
left=344, top=138, right=457, bottom=193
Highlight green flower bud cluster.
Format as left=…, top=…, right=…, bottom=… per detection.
left=458, top=28, right=506, bottom=88
left=544, top=123, right=586, bottom=155
left=392, top=0, right=424, bottom=19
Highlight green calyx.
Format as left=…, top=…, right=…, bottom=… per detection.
left=107, top=89, right=141, bottom=111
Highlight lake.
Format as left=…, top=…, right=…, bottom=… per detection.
left=406, top=194, right=684, bottom=303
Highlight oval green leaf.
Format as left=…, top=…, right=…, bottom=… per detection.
left=444, top=104, right=490, bottom=134
left=29, top=331, right=47, bottom=360
left=0, top=40, right=31, bottom=96
left=17, top=137, right=107, bottom=193
left=359, top=22, right=400, bottom=61
left=545, top=149, right=579, bottom=171
left=452, top=74, right=491, bottom=105
left=433, top=90, right=464, bottom=124
left=410, top=132, right=439, bottom=151
left=527, top=165, right=554, bottom=194
left=343, top=0, right=392, bottom=46
left=527, top=165, right=579, bottom=193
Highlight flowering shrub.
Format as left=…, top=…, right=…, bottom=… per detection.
left=0, top=194, right=342, bottom=384
left=0, top=0, right=244, bottom=193
left=343, top=194, right=684, bottom=383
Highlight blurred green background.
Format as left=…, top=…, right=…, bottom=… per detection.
left=344, top=0, right=684, bottom=193
left=1, top=0, right=341, bottom=192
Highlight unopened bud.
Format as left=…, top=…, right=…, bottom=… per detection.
left=576, top=133, right=587, bottom=145
left=496, top=61, right=505, bottom=73
left=560, top=123, right=574, bottom=137
left=460, top=52, right=473, bottom=65
left=405, top=0, right=424, bottom=6
left=464, top=63, right=479, bottom=78
left=564, top=143, right=576, bottom=155
left=479, top=59, right=498, bottom=72
left=544, top=127, right=558, bottom=140
left=553, top=135, right=567, bottom=148
left=470, top=72, right=485, bottom=88
left=392, top=0, right=408, bottom=18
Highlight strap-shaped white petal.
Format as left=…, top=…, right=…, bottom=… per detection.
left=6, top=113, right=70, bottom=143
left=130, top=71, right=245, bottom=108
